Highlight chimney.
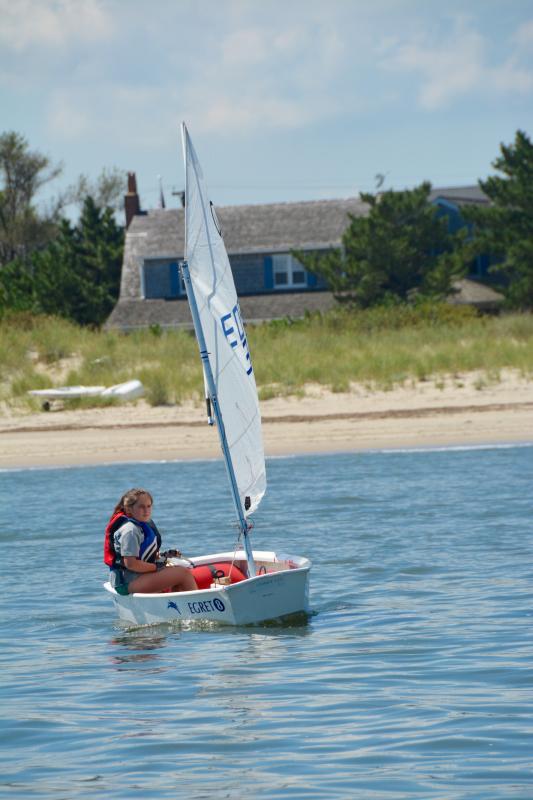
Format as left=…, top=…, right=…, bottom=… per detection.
left=124, top=172, right=141, bottom=228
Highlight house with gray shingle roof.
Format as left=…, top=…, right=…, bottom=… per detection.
left=106, top=177, right=499, bottom=330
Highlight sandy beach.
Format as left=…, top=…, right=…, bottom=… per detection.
left=1, top=369, right=532, bottom=469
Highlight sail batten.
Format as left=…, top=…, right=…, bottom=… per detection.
left=181, top=123, right=266, bottom=519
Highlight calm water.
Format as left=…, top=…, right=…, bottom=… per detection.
left=1, top=446, right=532, bottom=799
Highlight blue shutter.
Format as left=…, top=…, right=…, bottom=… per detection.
left=169, top=262, right=180, bottom=297
left=307, top=270, right=317, bottom=289
left=264, top=256, right=274, bottom=290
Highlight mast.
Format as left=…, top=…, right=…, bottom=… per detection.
left=180, top=260, right=256, bottom=578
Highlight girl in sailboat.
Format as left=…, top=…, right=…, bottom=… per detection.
left=104, top=488, right=197, bottom=594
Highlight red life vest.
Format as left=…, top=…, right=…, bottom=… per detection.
left=104, top=512, right=128, bottom=567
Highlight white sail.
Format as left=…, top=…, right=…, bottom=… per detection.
left=182, top=123, right=266, bottom=516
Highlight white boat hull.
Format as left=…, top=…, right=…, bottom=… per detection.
left=103, top=550, right=311, bottom=626
left=29, top=379, right=144, bottom=403
left=100, top=379, right=144, bottom=401
left=29, top=385, right=106, bottom=400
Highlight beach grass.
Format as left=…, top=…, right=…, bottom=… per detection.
left=1, top=305, right=532, bottom=411
left=251, top=305, right=533, bottom=397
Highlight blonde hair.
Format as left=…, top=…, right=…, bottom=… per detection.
left=113, top=488, right=153, bottom=515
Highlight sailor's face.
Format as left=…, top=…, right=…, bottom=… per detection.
left=130, top=494, right=153, bottom=522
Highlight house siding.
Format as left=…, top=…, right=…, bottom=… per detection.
left=229, top=254, right=265, bottom=294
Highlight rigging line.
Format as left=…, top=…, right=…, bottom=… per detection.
left=229, top=519, right=252, bottom=577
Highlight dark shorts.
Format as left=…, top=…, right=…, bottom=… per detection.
left=110, top=567, right=135, bottom=589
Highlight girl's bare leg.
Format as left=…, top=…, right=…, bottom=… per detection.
left=128, top=566, right=197, bottom=594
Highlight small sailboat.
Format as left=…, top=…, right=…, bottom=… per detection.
left=29, top=380, right=144, bottom=408
left=103, top=124, right=311, bottom=626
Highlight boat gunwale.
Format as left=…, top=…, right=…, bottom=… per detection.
left=103, top=552, right=312, bottom=600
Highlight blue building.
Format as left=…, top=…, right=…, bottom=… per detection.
left=106, top=177, right=500, bottom=330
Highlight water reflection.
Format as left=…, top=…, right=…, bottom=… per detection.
left=189, top=624, right=314, bottom=732
left=110, top=629, right=169, bottom=668
left=108, top=613, right=311, bottom=674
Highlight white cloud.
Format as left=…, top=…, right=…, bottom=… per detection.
left=183, top=93, right=320, bottom=135
left=380, top=15, right=533, bottom=109
left=178, top=17, right=349, bottom=134
left=49, top=26, right=343, bottom=143
left=513, top=19, right=533, bottom=49
left=47, top=91, right=92, bottom=139
left=490, top=61, right=533, bottom=94
left=0, top=0, right=112, bottom=51
left=380, top=16, right=484, bottom=109
left=221, top=28, right=269, bottom=66
left=15, top=1, right=533, bottom=161
left=46, top=82, right=193, bottom=159
left=1, top=2, right=364, bottom=146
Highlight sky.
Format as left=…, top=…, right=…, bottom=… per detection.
left=1, top=0, right=533, bottom=216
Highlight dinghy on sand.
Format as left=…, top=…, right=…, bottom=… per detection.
left=29, top=379, right=144, bottom=408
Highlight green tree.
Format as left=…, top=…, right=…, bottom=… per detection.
left=0, top=131, right=62, bottom=266
left=0, top=196, right=124, bottom=326
left=297, top=182, right=467, bottom=308
left=0, top=257, right=36, bottom=312
left=464, top=130, right=533, bottom=309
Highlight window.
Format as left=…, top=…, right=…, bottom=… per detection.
left=272, top=254, right=307, bottom=289
left=143, top=260, right=182, bottom=299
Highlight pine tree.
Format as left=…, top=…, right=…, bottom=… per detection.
left=0, top=197, right=123, bottom=326
left=297, top=182, right=467, bottom=307
left=465, top=130, right=533, bottom=309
